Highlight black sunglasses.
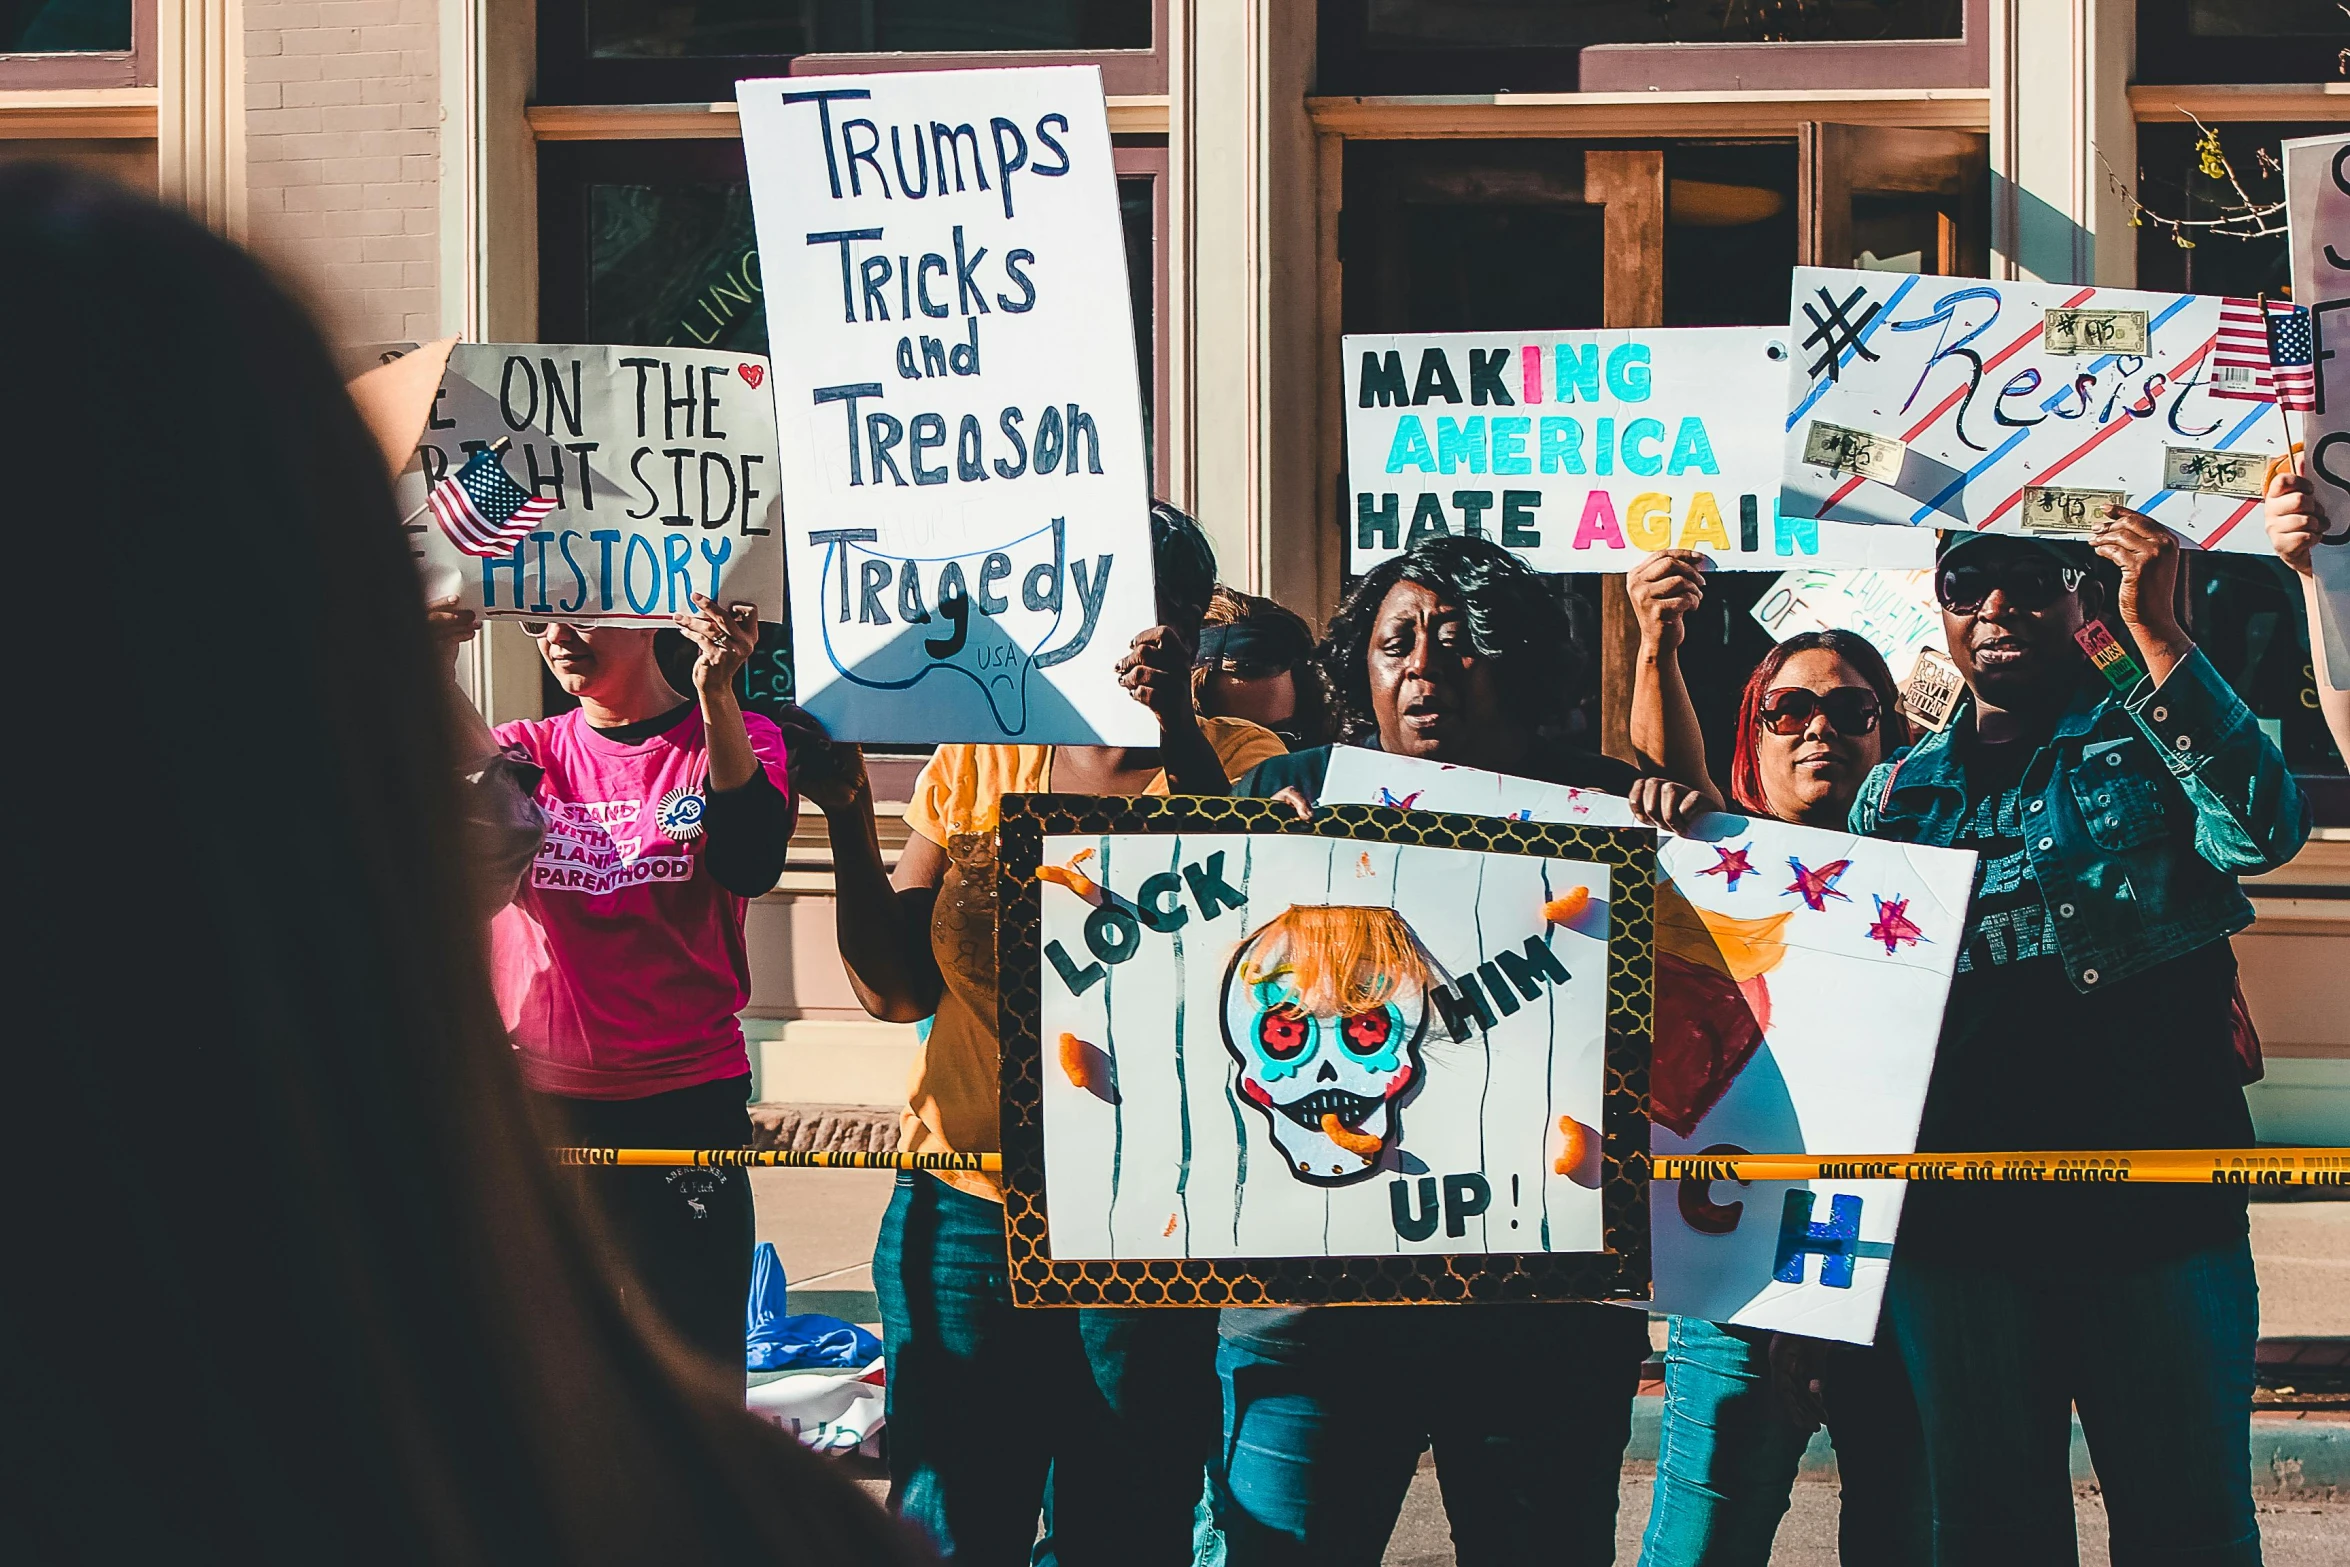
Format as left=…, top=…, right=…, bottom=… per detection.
left=1758, top=687, right=1882, bottom=737
left=1935, top=558, right=2087, bottom=615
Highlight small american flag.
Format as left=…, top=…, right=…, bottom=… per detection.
left=2210, top=296, right=2319, bottom=412
left=429, top=443, right=559, bottom=557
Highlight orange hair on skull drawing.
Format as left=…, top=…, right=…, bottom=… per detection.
left=1235, top=905, right=1439, bottom=1016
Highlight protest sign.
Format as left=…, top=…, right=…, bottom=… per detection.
left=1319, top=756, right=1973, bottom=1344
left=995, top=794, right=1653, bottom=1306
left=1322, top=747, right=1643, bottom=827
left=1750, top=566, right=1945, bottom=683
left=1346, top=328, right=1929, bottom=573
left=399, top=344, right=784, bottom=625
left=739, top=66, right=1156, bottom=745
left=1779, top=268, right=2292, bottom=553
left=2285, top=134, right=2350, bottom=690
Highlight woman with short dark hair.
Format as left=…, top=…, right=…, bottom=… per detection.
left=1210, top=535, right=1649, bottom=1567
left=5, top=163, right=921, bottom=1567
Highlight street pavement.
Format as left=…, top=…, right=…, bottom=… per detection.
left=755, top=1171, right=2350, bottom=1561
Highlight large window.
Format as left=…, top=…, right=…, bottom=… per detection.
left=1317, top=0, right=1976, bottom=93
left=540, top=0, right=1164, bottom=104
left=0, top=0, right=148, bottom=86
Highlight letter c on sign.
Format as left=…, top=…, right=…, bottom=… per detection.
left=1678, top=1141, right=1749, bottom=1235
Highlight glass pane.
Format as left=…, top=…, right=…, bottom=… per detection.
left=2184, top=0, right=2342, bottom=35
left=587, top=0, right=1151, bottom=61
left=1, top=0, right=132, bottom=51
left=1664, top=144, right=1799, bottom=327
left=588, top=182, right=768, bottom=353
left=1357, top=0, right=1962, bottom=48
left=2131, top=123, right=2304, bottom=301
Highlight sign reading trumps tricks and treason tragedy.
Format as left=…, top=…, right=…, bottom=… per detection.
left=1316, top=756, right=1975, bottom=1345
left=400, top=344, right=786, bottom=625
left=993, top=795, right=1654, bottom=1307
left=1779, top=268, right=2292, bottom=553
left=739, top=66, right=1158, bottom=745
left=1344, top=327, right=1931, bottom=574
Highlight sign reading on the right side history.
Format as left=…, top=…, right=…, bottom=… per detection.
left=1778, top=268, right=2291, bottom=553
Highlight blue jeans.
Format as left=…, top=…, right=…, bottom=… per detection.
left=1886, top=1239, right=2261, bottom=1567
left=1639, top=1318, right=1928, bottom=1567
left=1213, top=1304, right=1649, bottom=1567
left=872, top=1172, right=1219, bottom=1566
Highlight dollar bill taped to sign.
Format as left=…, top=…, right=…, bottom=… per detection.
left=2042, top=308, right=2149, bottom=356
left=2162, top=446, right=2273, bottom=500
left=2020, top=486, right=2125, bottom=535
left=1801, top=420, right=1907, bottom=486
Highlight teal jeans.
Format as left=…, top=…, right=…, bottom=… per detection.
left=1638, top=1318, right=1927, bottom=1567
left=1886, top=1240, right=2261, bottom=1567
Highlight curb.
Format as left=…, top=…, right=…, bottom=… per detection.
left=1626, top=1397, right=2347, bottom=1498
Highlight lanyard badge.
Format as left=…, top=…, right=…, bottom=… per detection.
left=2074, top=620, right=2147, bottom=695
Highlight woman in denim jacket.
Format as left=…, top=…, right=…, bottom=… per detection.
left=1851, top=518, right=2308, bottom=1567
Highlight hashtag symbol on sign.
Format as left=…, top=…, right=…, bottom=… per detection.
left=1801, top=285, right=1883, bottom=383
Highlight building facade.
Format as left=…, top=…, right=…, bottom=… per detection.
left=6, top=0, right=2345, bottom=1132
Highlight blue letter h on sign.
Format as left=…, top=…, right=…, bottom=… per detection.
left=1772, top=1190, right=1861, bottom=1289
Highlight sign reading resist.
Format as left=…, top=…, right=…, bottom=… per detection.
left=404, top=344, right=785, bottom=625
left=740, top=66, right=1157, bottom=745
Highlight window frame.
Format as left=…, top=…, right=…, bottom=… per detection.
left=0, top=0, right=154, bottom=88
left=537, top=0, right=1167, bottom=108
left=1314, top=0, right=1986, bottom=96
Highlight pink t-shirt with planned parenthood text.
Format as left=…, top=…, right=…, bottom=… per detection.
left=489, top=705, right=791, bottom=1100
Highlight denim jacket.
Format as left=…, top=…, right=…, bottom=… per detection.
left=1850, top=646, right=2310, bottom=995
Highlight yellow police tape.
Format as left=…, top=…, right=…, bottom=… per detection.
left=550, top=1147, right=2350, bottom=1186
left=1654, top=1149, right=2350, bottom=1187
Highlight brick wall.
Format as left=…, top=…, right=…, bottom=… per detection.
left=245, top=0, right=439, bottom=342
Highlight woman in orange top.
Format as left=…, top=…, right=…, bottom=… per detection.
left=785, top=504, right=1286, bottom=1564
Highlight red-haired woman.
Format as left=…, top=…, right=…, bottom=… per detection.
left=1624, top=550, right=1929, bottom=1567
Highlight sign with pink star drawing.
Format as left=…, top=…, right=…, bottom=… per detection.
left=1320, top=754, right=1977, bottom=1345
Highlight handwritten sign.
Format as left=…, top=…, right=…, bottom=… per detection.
left=2285, top=134, right=2350, bottom=691
left=1318, top=757, right=1976, bottom=1344
left=1780, top=268, right=2291, bottom=552
left=1750, top=567, right=1944, bottom=684
left=400, top=344, right=784, bottom=624
left=739, top=66, right=1156, bottom=744
left=1345, top=327, right=1929, bottom=573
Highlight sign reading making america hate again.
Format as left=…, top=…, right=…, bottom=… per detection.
left=739, top=66, right=1157, bottom=745
left=1344, top=327, right=1930, bottom=574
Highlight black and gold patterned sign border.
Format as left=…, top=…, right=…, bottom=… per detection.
left=996, top=792, right=1653, bottom=1308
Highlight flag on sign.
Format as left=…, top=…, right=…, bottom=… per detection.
left=429, top=443, right=559, bottom=558
left=2210, top=297, right=2320, bottom=412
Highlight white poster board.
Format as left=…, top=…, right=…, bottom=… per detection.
left=1779, top=268, right=2292, bottom=553
left=1320, top=756, right=1975, bottom=1344
left=1751, top=567, right=1946, bottom=684
left=401, top=344, right=784, bottom=624
left=1036, top=829, right=1617, bottom=1261
left=1345, top=328, right=1930, bottom=573
left=2285, top=134, right=2350, bottom=690
left=739, top=66, right=1156, bottom=744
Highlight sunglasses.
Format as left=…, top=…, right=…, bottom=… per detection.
left=1935, top=559, right=2087, bottom=615
left=1757, top=687, right=1882, bottom=737
left=519, top=621, right=587, bottom=638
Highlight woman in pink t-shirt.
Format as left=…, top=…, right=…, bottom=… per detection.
left=440, top=592, right=793, bottom=1371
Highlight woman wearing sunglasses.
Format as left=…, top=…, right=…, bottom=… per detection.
left=427, top=597, right=795, bottom=1374
left=1849, top=523, right=2307, bottom=1565
left=1624, top=551, right=1929, bottom=1567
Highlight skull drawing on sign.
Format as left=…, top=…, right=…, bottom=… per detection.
left=1218, top=905, right=1437, bottom=1186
